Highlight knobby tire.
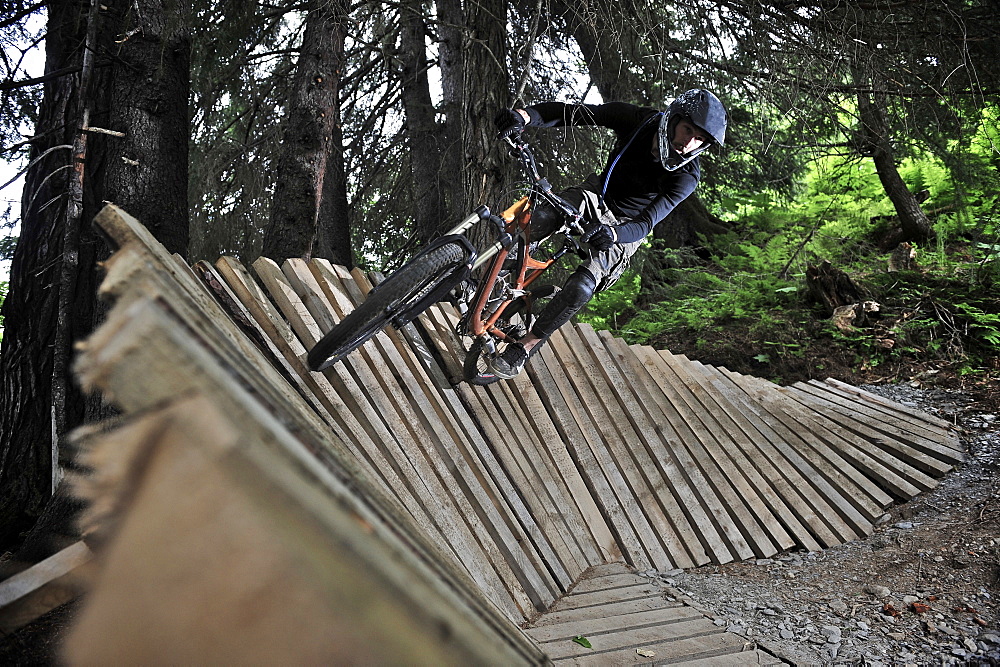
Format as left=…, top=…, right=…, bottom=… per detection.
left=307, top=243, right=466, bottom=371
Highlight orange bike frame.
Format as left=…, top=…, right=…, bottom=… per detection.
left=467, top=196, right=557, bottom=340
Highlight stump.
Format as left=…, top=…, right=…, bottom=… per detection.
left=806, top=260, right=863, bottom=316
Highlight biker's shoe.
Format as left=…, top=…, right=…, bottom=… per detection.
left=488, top=342, right=529, bottom=380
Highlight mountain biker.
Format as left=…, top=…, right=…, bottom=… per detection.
left=487, top=89, right=728, bottom=379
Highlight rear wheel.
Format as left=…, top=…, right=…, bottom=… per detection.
left=307, top=243, right=466, bottom=371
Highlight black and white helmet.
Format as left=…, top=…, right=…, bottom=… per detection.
left=658, top=89, right=728, bottom=171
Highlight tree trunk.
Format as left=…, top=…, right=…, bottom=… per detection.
left=856, top=76, right=932, bottom=242
left=436, top=0, right=463, bottom=211
left=263, top=0, right=350, bottom=265
left=399, top=0, right=447, bottom=244
left=101, top=0, right=191, bottom=256
left=0, top=0, right=190, bottom=552
left=437, top=0, right=509, bottom=219
left=550, top=0, right=646, bottom=104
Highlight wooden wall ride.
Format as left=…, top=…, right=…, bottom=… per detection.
left=43, top=205, right=962, bottom=663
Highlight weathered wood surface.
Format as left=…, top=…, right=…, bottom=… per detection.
left=54, top=203, right=965, bottom=664
left=0, top=542, right=93, bottom=633
left=525, top=564, right=783, bottom=665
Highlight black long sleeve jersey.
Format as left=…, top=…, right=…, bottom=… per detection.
left=524, top=101, right=700, bottom=244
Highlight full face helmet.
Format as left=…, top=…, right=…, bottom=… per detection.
left=658, top=89, right=728, bottom=171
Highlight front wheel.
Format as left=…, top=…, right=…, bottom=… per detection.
left=308, top=243, right=466, bottom=371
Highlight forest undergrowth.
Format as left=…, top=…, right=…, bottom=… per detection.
left=584, top=236, right=999, bottom=412
left=581, top=178, right=1000, bottom=413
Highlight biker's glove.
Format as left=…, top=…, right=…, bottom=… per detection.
left=495, top=109, right=526, bottom=139
left=581, top=223, right=617, bottom=252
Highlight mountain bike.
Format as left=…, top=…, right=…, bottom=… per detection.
left=306, top=135, right=599, bottom=385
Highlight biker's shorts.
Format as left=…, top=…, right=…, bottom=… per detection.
left=530, top=174, right=643, bottom=293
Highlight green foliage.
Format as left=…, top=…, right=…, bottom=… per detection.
left=582, top=105, right=1000, bottom=382
left=0, top=234, right=16, bottom=262
left=583, top=269, right=640, bottom=332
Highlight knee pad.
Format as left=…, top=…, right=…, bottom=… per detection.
left=531, top=268, right=597, bottom=338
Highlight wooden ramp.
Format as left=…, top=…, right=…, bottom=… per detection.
left=525, top=562, right=782, bottom=665
left=45, top=205, right=963, bottom=663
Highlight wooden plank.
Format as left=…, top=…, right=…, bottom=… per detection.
left=252, top=259, right=528, bottom=619
left=95, top=243, right=410, bottom=541
left=725, top=370, right=934, bottom=499
left=544, top=327, right=681, bottom=570
left=509, top=370, right=616, bottom=567
left=779, top=384, right=955, bottom=478
left=811, top=379, right=959, bottom=444
left=563, top=633, right=761, bottom=666
left=250, top=258, right=441, bottom=501
left=545, top=583, right=668, bottom=612
left=214, top=258, right=393, bottom=471
left=73, top=287, right=541, bottom=662
left=582, top=562, right=632, bottom=577
left=549, top=327, right=708, bottom=570
left=470, top=380, right=591, bottom=584
left=592, top=328, right=781, bottom=561
left=340, top=269, right=591, bottom=587
left=794, top=381, right=964, bottom=465
left=540, top=618, right=725, bottom=660
left=414, top=339, right=587, bottom=588
left=456, top=380, right=587, bottom=589
left=614, top=338, right=794, bottom=556
left=363, top=268, right=454, bottom=391
left=315, top=262, right=572, bottom=603
left=640, top=346, right=824, bottom=551
left=0, top=542, right=94, bottom=633
left=73, top=292, right=497, bottom=623
left=572, top=325, right=742, bottom=565
left=823, top=377, right=959, bottom=434
left=527, top=606, right=704, bottom=644
left=680, top=358, right=873, bottom=540
left=340, top=267, right=581, bottom=599
left=95, top=246, right=323, bottom=453
left=203, top=259, right=408, bottom=492
left=809, top=378, right=959, bottom=446
left=647, top=350, right=834, bottom=550
left=568, top=572, right=655, bottom=595
left=374, top=305, right=591, bottom=593
left=412, top=303, right=467, bottom=383
left=490, top=370, right=610, bottom=573
left=529, top=595, right=683, bottom=628
left=528, top=342, right=652, bottom=569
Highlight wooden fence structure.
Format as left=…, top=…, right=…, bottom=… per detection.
left=3, top=204, right=963, bottom=664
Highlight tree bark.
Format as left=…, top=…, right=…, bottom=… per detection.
left=101, top=0, right=191, bottom=256
left=263, top=0, right=350, bottom=265
left=0, top=0, right=190, bottom=552
left=399, top=0, right=447, bottom=244
left=550, top=0, right=647, bottom=104
left=437, top=0, right=509, bottom=219
left=855, top=74, right=933, bottom=242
